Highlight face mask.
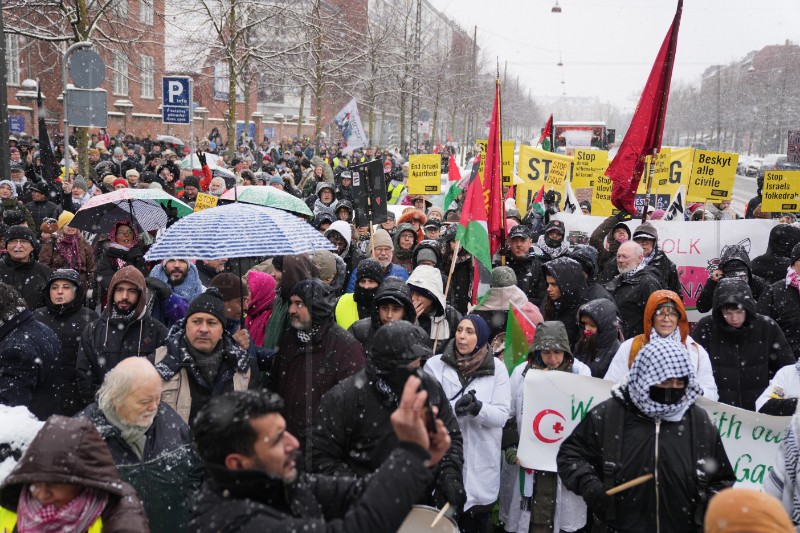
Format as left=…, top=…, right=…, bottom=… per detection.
left=725, top=270, right=749, bottom=282
left=545, top=236, right=563, bottom=248
left=649, top=385, right=685, bottom=405
left=353, top=285, right=378, bottom=305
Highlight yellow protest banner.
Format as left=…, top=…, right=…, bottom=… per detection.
left=515, top=145, right=573, bottom=216
left=762, top=170, right=800, bottom=212
left=591, top=174, right=615, bottom=217
left=194, top=193, right=218, bottom=212
left=573, top=149, right=608, bottom=209
left=477, top=139, right=516, bottom=186
left=407, top=154, right=441, bottom=195
left=686, top=150, right=738, bottom=202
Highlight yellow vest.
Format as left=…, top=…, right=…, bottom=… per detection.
left=0, top=506, right=103, bottom=533
left=334, top=293, right=361, bottom=330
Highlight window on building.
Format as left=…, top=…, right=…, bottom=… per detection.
left=139, top=0, right=153, bottom=25
left=112, top=0, right=128, bottom=18
left=113, top=52, right=129, bottom=96
left=5, top=35, right=20, bottom=87
left=140, top=55, right=154, bottom=99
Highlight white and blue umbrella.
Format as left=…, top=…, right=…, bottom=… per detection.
left=144, top=203, right=335, bottom=261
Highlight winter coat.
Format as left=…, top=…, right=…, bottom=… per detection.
left=590, top=214, right=629, bottom=279
left=24, top=199, right=62, bottom=235
left=607, top=266, right=664, bottom=339
left=0, top=309, right=62, bottom=421
left=95, top=242, right=148, bottom=293
left=443, top=255, right=473, bottom=316
left=757, top=279, right=800, bottom=358
left=570, top=244, right=615, bottom=303
left=0, top=197, right=35, bottom=232
left=752, top=224, right=800, bottom=284
left=80, top=402, right=203, bottom=533
left=573, top=298, right=622, bottom=378
left=755, top=364, right=800, bottom=415
left=557, top=393, right=735, bottom=533
left=347, top=278, right=416, bottom=357
left=694, top=278, right=794, bottom=411
left=472, top=284, right=544, bottom=341
left=500, top=359, right=589, bottom=532
left=0, top=255, right=51, bottom=310
left=38, top=233, right=96, bottom=296
left=540, top=257, right=589, bottom=347
left=603, top=290, right=719, bottom=401
left=424, top=341, right=511, bottom=511
left=0, top=416, right=150, bottom=533
left=154, top=321, right=261, bottom=425
left=695, top=244, right=768, bottom=313
left=268, top=319, right=365, bottom=447
left=505, top=252, right=547, bottom=304
left=76, top=268, right=167, bottom=405
left=148, top=262, right=205, bottom=304
left=311, top=368, right=464, bottom=509
left=392, top=223, right=417, bottom=274
left=33, top=273, right=98, bottom=416
left=189, top=443, right=434, bottom=533
left=345, top=262, right=408, bottom=293
left=644, top=246, right=682, bottom=296
left=406, top=265, right=462, bottom=346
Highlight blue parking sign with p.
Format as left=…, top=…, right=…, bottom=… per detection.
left=162, top=77, right=191, bottom=124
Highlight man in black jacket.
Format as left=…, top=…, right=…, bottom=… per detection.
left=694, top=278, right=793, bottom=411
left=695, top=244, right=768, bottom=313
left=348, top=277, right=416, bottom=357
left=312, top=322, right=466, bottom=512
left=607, top=241, right=663, bottom=338
left=0, top=226, right=51, bottom=309
left=752, top=223, right=800, bottom=284
left=558, top=339, right=735, bottom=532
left=189, top=382, right=451, bottom=532
left=630, top=222, right=681, bottom=296
left=504, top=225, right=546, bottom=304
left=757, top=242, right=800, bottom=358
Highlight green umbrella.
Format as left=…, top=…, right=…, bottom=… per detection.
left=220, top=186, right=313, bottom=217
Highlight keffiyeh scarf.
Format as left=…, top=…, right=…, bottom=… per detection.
left=786, top=266, right=800, bottom=293
left=17, top=485, right=108, bottom=533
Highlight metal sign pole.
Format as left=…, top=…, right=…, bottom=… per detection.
left=189, top=79, right=195, bottom=156
left=62, top=41, right=92, bottom=179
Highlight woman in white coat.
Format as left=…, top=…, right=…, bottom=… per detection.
left=425, top=314, right=510, bottom=533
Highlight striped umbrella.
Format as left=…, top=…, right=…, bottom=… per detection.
left=144, top=203, right=335, bottom=260
left=220, top=186, right=313, bottom=217
left=70, top=189, right=193, bottom=234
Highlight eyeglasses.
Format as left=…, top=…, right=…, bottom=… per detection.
left=654, top=309, right=679, bottom=319
left=117, top=230, right=134, bottom=236
left=722, top=308, right=746, bottom=317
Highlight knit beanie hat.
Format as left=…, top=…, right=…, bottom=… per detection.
left=113, top=147, right=124, bottom=156
left=126, top=169, right=140, bottom=179
left=415, top=248, right=439, bottom=266
left=209, top=272, right=247, bottom=302
left=186, top=288, right=226, bottom=324
left=632, top=222, right=658, bottom=241
left=4, top=225, right=36, bottom=247
left=357, top=258, right=385, bottom=284
left=372, top=229, right=393, bottom=249
left=492, top=266, right=517, bottom=288
left=57, top=211, right=75, bottom=229
left=705, top=487, right=794, bottom=533
left=3, top=210, right=25, bottom=227
left=269, top=175, right=284, bottom=186
left=72, top=176, right=88, bottom=192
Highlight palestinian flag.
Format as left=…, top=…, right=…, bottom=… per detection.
left=456, top=160, right=493, bottom=305
left=504, top=302, right=537, bottom=374
left=448, top=153, right=462, bottom=181
left=530, top=185, right=546, bottom=217
left=538, top=114, right=553, bottom=152
left=444, top=155, right=479, bottom=211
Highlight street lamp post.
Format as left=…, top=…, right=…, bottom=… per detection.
left=62, top=41, right=92, bottom=179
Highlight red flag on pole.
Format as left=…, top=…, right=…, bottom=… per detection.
left=605, top=0, right=683, bottom=214
left=448, top=154, right=461, bottom=182
left=485, top=80, right=505, bottom=257
left=538, top=114, right=553, bottom=151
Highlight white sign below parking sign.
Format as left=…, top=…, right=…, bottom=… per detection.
left=162, top=76, right=192, bottom=125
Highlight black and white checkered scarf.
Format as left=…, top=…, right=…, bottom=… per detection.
left=616, top=338, right=701, bottom=422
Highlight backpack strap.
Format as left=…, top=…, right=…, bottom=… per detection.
left=600, top=398, right=626, bottom=522
left=627, top=335, right=646, bottom=368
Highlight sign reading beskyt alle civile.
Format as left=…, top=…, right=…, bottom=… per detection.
left=162, top=77, right=192, bottom=125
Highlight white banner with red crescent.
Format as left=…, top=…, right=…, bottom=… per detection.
left=518, top=370, right=790, bottom=489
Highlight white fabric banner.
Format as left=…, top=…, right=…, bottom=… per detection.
left=553, top=213, right=776, bottom=322
left=333, top=98, right=368, bottom=155
left=517, top=370, right=788, bottom=489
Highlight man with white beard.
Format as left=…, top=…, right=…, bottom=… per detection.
left=80, top=357, right=203, bottom=533
left=607, top=240, right=663, bottom=338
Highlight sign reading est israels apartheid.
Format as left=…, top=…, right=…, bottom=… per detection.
left=517, top=370, right=789, bottom=490
left=407, top=154, right=441, bottom=195
left=515, top=145, right=573, bottom=216
left=477, top=139, right=516, bottom=186
left=686, top=150, right=738, bottom=202
left=762, top=170, right=800, bottom=212
left=194, top=192, right=218, bottom=212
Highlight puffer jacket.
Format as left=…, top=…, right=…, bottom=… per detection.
left=406, top=265, right=462, bottom=347
left=569, top=244, right=614, bottom=302
left=643, top=245, right=682, bottom=296
left=34, top=270, right=99, bottom=416
left=694, top=278, right=794, bottom=410
left=573, top=298, right=621, bottom=378
left=757, top=278, right=800, bottom=358
left=695, top=244, right=768, bottom=313
left=505, top=251, right=547, bottom=304
left=80, top=402, right=204, bottom=533
left=0, top=416, right=150, bottom=532
left=348, top=278, right=416, bottom=357
left=0, top=254, right=51, bottom=310
left=752, top=224, right=800, bottom=284
left=607, top=266, right=663, bottom=339
left=540, top=257, right=589, bottom=347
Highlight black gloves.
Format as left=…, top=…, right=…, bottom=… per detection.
left=196, top=150, right=207, bottom=167
left=436, top=472, right=467, bottom=510
left=145, top=277, right=172, bottom=300
left=454, top=391, right=482, bottom=417
left=583, top=482, right=612, bottom=510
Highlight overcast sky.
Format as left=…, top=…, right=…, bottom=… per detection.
left=429, top=0, right=800, bottom=111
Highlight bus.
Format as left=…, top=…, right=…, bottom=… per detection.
left=552, top=121, right=615, bottom=151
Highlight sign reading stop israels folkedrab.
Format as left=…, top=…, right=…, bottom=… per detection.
left=762, top=170, right=800, bottom=212
left=686, top=149, right=738, bottom=202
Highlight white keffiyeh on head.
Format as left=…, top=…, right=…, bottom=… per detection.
left=618, top=338, right=701, bottom=422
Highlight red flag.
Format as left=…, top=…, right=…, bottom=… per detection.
left=448, top=154, right=461, bottom=182
left=485, top=80, right=505, bottom=257
left=538, top=114, right=553, bottom=145
left=605, top=0, right=683, bottom=214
